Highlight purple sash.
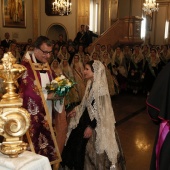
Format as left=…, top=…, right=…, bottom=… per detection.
left=156, top=121, right=170, bottom=170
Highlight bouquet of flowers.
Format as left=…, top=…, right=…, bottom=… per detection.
left=46, top=74, right=76, bottom=98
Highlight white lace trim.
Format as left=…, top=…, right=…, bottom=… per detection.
left=66, top=60, right=119, bottom=164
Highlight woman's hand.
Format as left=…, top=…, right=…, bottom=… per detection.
left=84, top=126, right=93, bottom=138
left=67, top=109, right=76, bottom=118
left=47, top=92, right=63, bottom=100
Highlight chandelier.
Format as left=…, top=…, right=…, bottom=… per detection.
left=52, top=0, right=72, bottom=16
left=142, top=0, right=159, bottom=15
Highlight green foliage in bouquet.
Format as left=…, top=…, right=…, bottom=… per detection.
left=46, top=74, right=76, bottom=97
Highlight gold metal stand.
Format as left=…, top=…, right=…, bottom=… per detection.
left=0, top=52, right=30, bottom=158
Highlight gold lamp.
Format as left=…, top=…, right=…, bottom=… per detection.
left=0, top=52, right=30, bottom=158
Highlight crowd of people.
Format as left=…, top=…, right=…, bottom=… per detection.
left=0, top=31, right=170, bottom=169
left=1, top=32, right=170, bottom=101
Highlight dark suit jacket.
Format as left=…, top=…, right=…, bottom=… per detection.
left=74, top=31, right=86, bottom=46
left=85, top=31, right=98, bottom=46
left=1, top=39, right=13, bottom=48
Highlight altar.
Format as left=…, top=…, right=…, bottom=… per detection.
left=0, top=151, right=52, bottom=170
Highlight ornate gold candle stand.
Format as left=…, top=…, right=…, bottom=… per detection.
left=0, top=52, right=30, bottom=158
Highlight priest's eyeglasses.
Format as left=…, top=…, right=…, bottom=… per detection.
left=38, top=48, right=52, bottom=55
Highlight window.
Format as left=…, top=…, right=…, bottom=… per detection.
left=90, top=0, right=94, bottom=31
left=164, top=20, right=169, bottom=39
left=90, top=0, right=98, bottom=33
left=141, top=17, right=146, bottom=39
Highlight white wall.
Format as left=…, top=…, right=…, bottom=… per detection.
left=39, top=0, right=77, bottom=41
left=154, top=5, right=167, bottom=45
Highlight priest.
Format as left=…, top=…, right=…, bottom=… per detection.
left=19, top=36, right=64, bottom=168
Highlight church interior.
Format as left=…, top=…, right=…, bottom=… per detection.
left=0, top=0, right=170, bottom=170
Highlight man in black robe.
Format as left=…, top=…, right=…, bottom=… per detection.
left=146, top=61, right=170, bottom=170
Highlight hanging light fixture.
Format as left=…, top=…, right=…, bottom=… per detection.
left=52, top=0, right=72, bottom=16
left=142, top=0, right=159, bottom=15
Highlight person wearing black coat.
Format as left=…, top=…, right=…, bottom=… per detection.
left=74, top=25, right=86, bottom=47
left=84, top=25, right=98, bottom=47
left=1, top=32, right=13, bottom=48
left=146, top=61, right=170, bottom=170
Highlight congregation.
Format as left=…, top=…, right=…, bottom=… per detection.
left=1, top=31, right=170, bottom=103
left=0, top=30, right=170, bottom=170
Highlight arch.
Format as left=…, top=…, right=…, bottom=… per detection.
left=46, top=23, right=68, bottom=42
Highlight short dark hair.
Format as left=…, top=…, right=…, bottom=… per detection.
left=34, top=36, right=53, bottom=48
left=86, top=60, right=94, bottom=72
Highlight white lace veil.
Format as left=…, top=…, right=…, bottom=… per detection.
left=92, top=60, right=119, bottom=165
left=67, top=60, right=119, bottom=166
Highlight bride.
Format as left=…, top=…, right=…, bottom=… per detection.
left=61, top=60, right=125, bottom=170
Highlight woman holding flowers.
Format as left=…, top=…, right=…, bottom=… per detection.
left=51, top=59, right=62, bottom=76
left=58, top=45, right=70, bottom=61
left=82, top=53, right=90, bottom=67
left=77, top=44, right=85, bottom=62
left=143, top=48, right=162, bottom=95
left=112, top=46, right=128, bottom=92
left=71, top=54, right=86, bottom=100
left=61, top=60, right=125, bottom=170
left=102, top=51, right=118, bottom=96
left=50, top=59, right=68, bottom=154
left=128, top=45, right=144, bottom=94
left=60, top=59, right=80, bottom=105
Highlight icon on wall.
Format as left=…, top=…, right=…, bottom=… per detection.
left=2, top=0, right=26, bottom=28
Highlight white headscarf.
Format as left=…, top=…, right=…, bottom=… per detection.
left=67, top=60, right=119, bottom=166
left=50, top=59, right=62, bottom=76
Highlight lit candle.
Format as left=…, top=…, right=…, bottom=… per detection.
left=67, top=0, right=68, bottom=13
left=70, top=2, right=72, bottom=11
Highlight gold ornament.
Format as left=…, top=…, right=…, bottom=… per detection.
left=0, top=52, right=30, bottom=158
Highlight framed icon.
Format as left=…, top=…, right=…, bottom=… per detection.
left=2, top=0, right=26, bottom=28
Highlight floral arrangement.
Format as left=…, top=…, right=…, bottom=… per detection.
left=46, top=74, right=76, bottom=98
